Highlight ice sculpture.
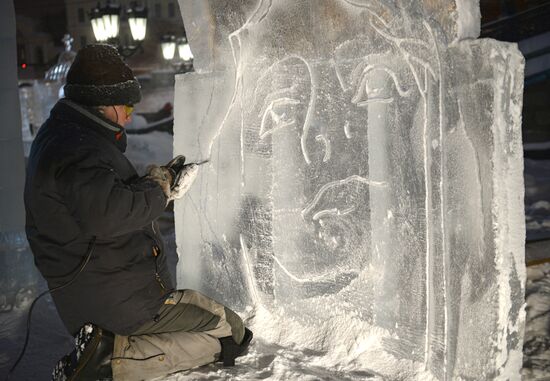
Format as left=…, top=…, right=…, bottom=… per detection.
left=173, top=1, right=526, bottom=379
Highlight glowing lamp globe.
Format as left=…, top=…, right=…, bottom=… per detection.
left=127, top=6, right=147, bottom=42
left=178, top=38, right=193, bottom=61
left=161, top=37, right=176, bottom=60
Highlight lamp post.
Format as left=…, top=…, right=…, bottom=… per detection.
left=90, top=1, right=147, bottom=58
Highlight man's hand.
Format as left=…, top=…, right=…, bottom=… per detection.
left=169, top=163, right=199, bottom=201
left=146, top=165, right=173, bottom=198
left=147, top=155, right=199, bottom=202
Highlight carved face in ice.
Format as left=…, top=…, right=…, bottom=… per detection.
left=235, top=1, right=432, bottom=289
left=177, top=0, right=525, bottom=375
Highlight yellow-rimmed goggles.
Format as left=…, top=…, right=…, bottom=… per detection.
left=124, top=105, right=134, bottom=116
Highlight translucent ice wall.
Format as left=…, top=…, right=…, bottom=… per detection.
left=173, top=1, right=526, bottom=379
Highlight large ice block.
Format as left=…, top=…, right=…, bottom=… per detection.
left=174, top=1, right=525, bottom=379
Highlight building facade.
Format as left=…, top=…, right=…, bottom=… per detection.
left=16, top=15, right=61, bottom=80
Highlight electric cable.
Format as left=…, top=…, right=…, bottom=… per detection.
left=5, top=236, right=97, bottom=381
left=112, top=105, right=119, bottom=123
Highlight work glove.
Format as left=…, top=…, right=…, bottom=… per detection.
left=147, top=155, right=199, bottom=202
left=167, top=155, right=199, bottom=201
left=146, top=165, right=173, bottom=198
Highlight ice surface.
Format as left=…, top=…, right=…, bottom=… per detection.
left=173, top=1, right=526, bottom=379
left=18, top=81, right=63, bottom=156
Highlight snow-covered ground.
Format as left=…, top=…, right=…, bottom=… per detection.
left=522, top=158, right=550, bottom=380
left=2, top=89, right=550, bottom=379
left=522, top=263, right=550, bottom=380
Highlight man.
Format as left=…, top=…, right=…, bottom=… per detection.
left=24, top=44, right=251, bottom=380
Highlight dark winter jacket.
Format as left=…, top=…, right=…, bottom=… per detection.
left=24, top=99, right=175, bottom=335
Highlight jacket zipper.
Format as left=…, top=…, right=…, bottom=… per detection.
left=151, top=222, right=166, bottom=291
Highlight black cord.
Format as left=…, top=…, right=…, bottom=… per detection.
left=112, top=105, right=119, bottom=124
left=5, top=237, right=97, bottom=381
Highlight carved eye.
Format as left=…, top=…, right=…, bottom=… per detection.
left=259, top=97, right=301, bottom=139
left=351, top=65, right=412, bottom=107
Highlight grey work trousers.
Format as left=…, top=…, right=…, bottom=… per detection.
left=111, top=290, right=245, bottom=381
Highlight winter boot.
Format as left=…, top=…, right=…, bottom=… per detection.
left=52, top=323, right=114, bottom=381
left=218, top=327, right=253, bottom=366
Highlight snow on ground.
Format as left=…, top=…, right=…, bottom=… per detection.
left=125, top=131, right=173, bottom=175
left=0, top=261, right=74, bottom=380
left=124, top=85, right=175, bottom=175
left=137, top=87, right=175, bottom=114
left=522, top=263, right=550, bottom=380
left=522, top=158, right=550, bottom=380
left=164, top=340, right=384, bottom=381
left=524, top=159, right=550, bottom=241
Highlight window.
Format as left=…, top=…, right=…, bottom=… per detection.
left=80, top=35, right=87, bottom=48
left=154, top=3, right=161, bottom=17
left=168, top=2, right=175, bottom=18
left=35, top=46, right=44, bottom=64
left=78, top=8, right=85, bottom=23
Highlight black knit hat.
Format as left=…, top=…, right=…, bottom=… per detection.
left=64, top=44, right=141, bottom=106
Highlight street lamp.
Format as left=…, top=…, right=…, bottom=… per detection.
left=90, top=7, right=108, bottom=42
left=91, top=1, right=120, bottom=41
left=161, top=35, right=194, bottom=73
left=90, top=1, right=147, bottom=58
left=127, top=4, right=147, bottom=42
left=177, top=37, right=193, bottom=61
left=161, top=35, right=176, bottom=60
left=102, top=2, right=120, bottom=40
